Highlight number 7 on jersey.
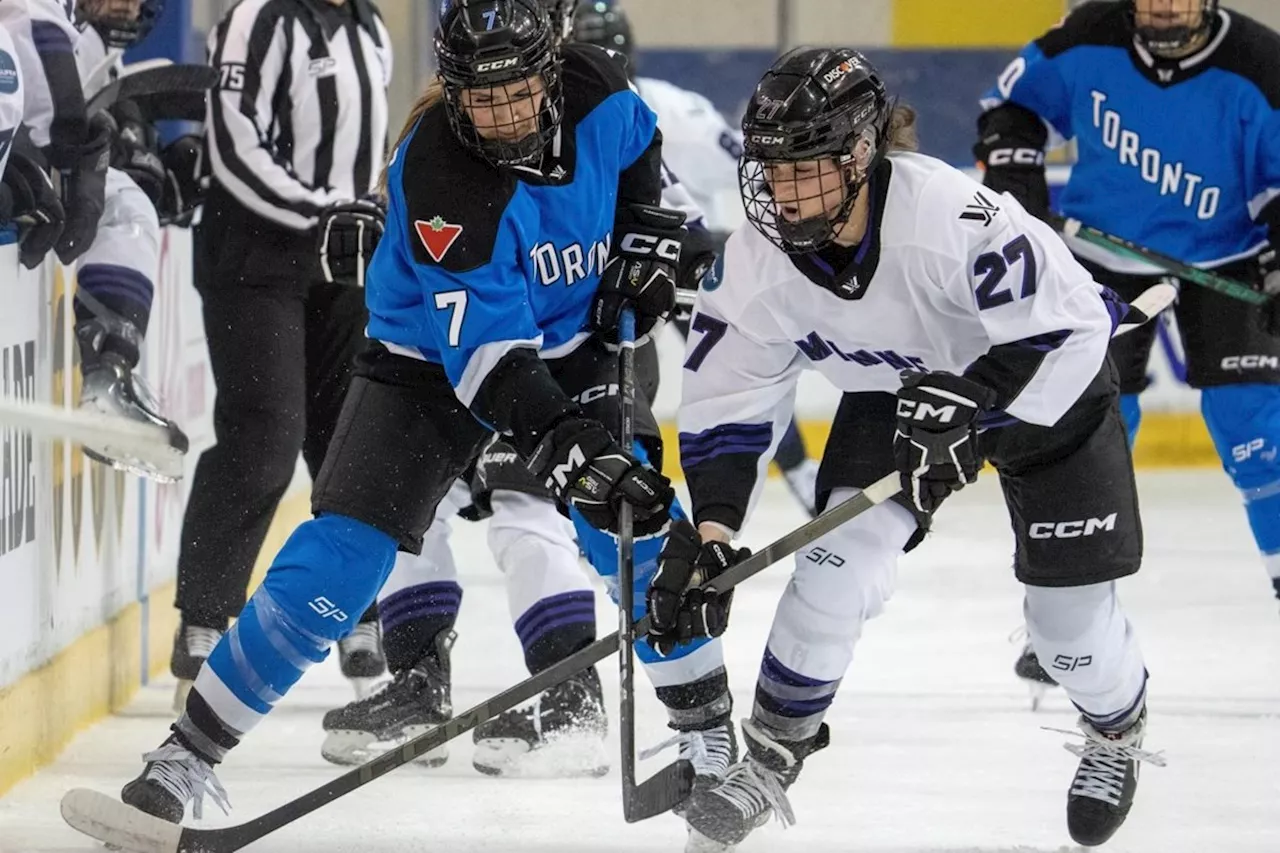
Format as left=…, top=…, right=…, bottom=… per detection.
left=434, top=290, right=468, bottom=347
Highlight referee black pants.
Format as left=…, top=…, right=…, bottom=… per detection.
left=175, top=218, right=368, bottom=629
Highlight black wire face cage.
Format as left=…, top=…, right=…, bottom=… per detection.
left=1130, top=0, right=1217, bottom=54
left=78, top=0, right=163, bottom=48
left=739, top=124, right=880, bottom=255
left=441, top=64, right=564, bottom=167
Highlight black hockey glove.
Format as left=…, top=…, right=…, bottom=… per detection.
left=646, top=520, right=748, bottom=657
left=55, top=110, right=113, bottom=265
left=526, top=416, right=674, bottom=536
left=2, top=144, right=66, bottom=270
left=974, top=104, right=1050, bottom=221
left=158, top=134, right=206, bottom=227
left=591, top=203, right=684, bottom=344
left=673, top=224, right=722, bottom=322
left=893, top=370, right=997, bottom=514
left=318, top=197, right=386, bottom=287
left=110, top=99, right=166, bottom=206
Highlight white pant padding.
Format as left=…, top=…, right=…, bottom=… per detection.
left=487, top=490, right=592, bottom=622
left=1024, top=582, right=1147, bottom=725
left=765, top=490, right=917, bottom=682
left=376, top=482, right=467, bottom=600
left=82, top=168, right=160, bottom=276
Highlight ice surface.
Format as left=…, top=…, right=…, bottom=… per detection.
left=2, top=471, right=1278, bottom=853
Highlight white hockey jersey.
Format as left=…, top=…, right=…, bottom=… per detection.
left=0, top=23, right=22, bottom=178
left=0, top=0, right=80, bottom=151
left=678, top=152, right=1121, bottom=529
left=635, top=75, right=743, bottom=233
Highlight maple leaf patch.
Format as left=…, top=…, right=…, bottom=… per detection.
left=415, top=216, right=464, bottom=263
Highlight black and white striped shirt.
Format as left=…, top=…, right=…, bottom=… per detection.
left=206, top=0, right=391, bottom=231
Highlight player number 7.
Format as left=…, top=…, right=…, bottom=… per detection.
left=683, top=313, right=728, bottom=371
left=434, top=290, right=468, bottom=347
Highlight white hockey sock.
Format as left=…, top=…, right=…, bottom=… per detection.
left=1024, top=582, right=1147, bottom=730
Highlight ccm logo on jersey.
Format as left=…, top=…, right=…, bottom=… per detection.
left=1221, top=355, right=1280, bottom=371
left=475, top=56, right=521, bottom=73
left=620, top=233, right=681, bottom=264
left=1028, top=513, right=1118, bottom=539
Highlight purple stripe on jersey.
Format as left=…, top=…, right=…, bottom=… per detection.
left=31, top=21, right=74, bottom=53
left=679, top=422, right=773, bottom=452
left=680, top=423, right=773, bottom=468
left=1099, top=286, right=1130, bottom=334
left=1016, top=329, right=1073, bottom=353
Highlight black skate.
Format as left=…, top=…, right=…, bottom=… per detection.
left=320, top=631, right=454, bottom=767
left=1014, top=640, right=1059, bottom=710
left=1060, top=709, right=1165, bottom=846
left=120, top=735, right=229, bottom=824
left=170, top=622, right=223, bottom=715
left=682, top=719, right=828, bottom=852
left=472, top=667, right=609, bottom=778
left=641, top=722, right=738, bottom=817
left=77, top=319, right=188, bottom=483
left=337, top=621, right=387, bottom=699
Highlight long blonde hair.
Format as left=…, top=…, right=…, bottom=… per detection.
left=886, top=103, right=919, bottom=153
left=378, top=79, right=446, bottom=194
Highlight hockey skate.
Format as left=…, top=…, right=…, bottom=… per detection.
left=1055, top=708, right=1164, bottom=846
left=170, top=622, right=223, bottom=715
left=119, top=735, right=229, bottom=824
left=320, top=630, right=454, bottom=767
left=77, top=320, right=188, bottom=483
left=472, top=667, right=609, bottom=778
left=681, top=719, right=828, bottom=852
left=640, top=722, right=738, bottom=816
left=337, top=620, right=387, bottom=699
left=1013, top=639, right=1059, bottom=710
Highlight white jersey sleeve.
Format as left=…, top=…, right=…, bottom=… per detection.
left=0, top=24, right=23, bottom=178
left=636, top=76, right=743, bottom=233
left=0, top=0, right=84, bottom=156
left=911, top=168, right=1116, bottom=426
left=676, top=228, right=805, bottom=532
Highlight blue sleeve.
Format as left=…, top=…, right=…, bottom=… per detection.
left=615, top=87, right=659, bottom=172
left=410, top=212, right=543, bottom=407
left=982, top=41, right=1074, bottom=140
left=1243, top=95, right=1280, bottom=229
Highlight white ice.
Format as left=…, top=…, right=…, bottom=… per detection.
left=2, top=471, right=1279, bottom=853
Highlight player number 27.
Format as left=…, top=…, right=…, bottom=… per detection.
left=973, top=234, right=1036, bottom=311
left=683, top=313, right=728, bottom=371
left=434, top=290, right=468, bottom=347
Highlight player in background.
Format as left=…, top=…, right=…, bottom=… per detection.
left=117, top=0, right=740, bottom=824
left=0, top=0, right=186, bottom=477
left=318, top=0, right=738, bottom=781
left=572, top=0, right=822, bottom=515
left=647, top=48, right=1160, bottom=851
left=0, top=17, right=47, bottom=241
left=974, top=0, right=1280, bottom=693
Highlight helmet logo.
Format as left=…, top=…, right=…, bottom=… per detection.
left=821, top=59, right=856, bottom=86
left=750, top=134, right=786, bottom=146
left=475, top=56, right=522, bottom=73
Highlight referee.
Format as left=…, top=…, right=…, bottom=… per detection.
left=171, top=0, right=392, bottom=705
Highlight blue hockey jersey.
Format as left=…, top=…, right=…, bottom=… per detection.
left=366, top=44, right=659, bottom=410
left=981, top=2, right=1280, bottom=270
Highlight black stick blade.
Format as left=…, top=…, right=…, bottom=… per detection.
left=622, top=758, right=695, bottom=823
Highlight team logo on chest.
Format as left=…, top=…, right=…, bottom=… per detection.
left=530, top=235, right=612, bottom=286
left=415, top=217, right=464, bottom=263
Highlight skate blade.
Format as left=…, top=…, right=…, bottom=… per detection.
left=61, top=788, right=182, bottom=853
left=83, top=444, right=184, bottom=484
left=172, top=680, right=193, bottom=716
left=472, top=732, right=609, bottom=779
left=685, top=828, right=736, bottom=853
left=321, top=729, right=448, bottom=768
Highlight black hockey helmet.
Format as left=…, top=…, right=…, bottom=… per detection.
left=572, top=1, right=634, bottom=68
left=76, top=0, right=165, bottom=48
left=739, top=47, right=894, bottom=254
left=1127, top=0, right=1218, bottom=55
left=435, top=0, right=563, bottom=167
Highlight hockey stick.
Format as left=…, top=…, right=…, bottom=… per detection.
left=0, top=397, right=176, bottom=463
left=1051, top=214, right=1267, bottom=306
left=616, top=307, right=695, bottom=822
left=60, top=472, right=904, bottom=853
